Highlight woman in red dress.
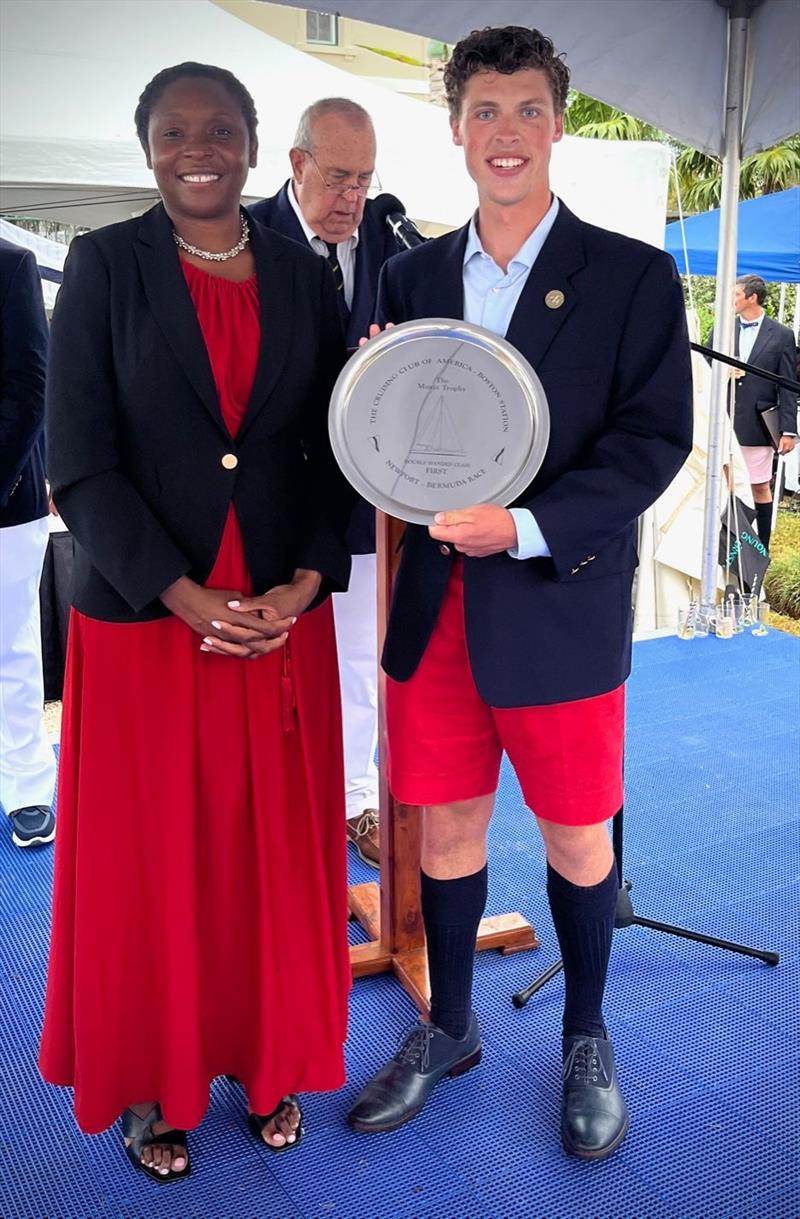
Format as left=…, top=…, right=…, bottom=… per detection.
left=40, top=64, right=352, bottom=1181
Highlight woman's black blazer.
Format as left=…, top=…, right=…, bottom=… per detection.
left=46, top=203, right=351, bottom=622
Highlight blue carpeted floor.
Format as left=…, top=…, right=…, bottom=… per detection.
left=1, top=630, right=798, bottom=1218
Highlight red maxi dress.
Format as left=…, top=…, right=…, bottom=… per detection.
left=40, top=260, right=350, bottom=1134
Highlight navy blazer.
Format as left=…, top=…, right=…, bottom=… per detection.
left=249, top=183, right=404, bottom=552
left=376, top=202, right=693, bottom=707
left=46, top=204, right=351, bottom=623
left=0, top=238, right=49, bottom=528
left=732, top=315, right=798, bottom=446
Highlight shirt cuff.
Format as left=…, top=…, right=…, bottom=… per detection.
left=507, top=508, right=551, bottom=560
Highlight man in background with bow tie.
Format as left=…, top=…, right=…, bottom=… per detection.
left=250, top=100, right=404, bottom=868
left=731, top=274, right=797, bottom=551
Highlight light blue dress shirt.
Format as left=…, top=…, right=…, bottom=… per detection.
left=462, top=195, right=559, bottom=559
left=737, top=311, right=764, bottom=364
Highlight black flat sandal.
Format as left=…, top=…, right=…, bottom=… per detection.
left=247, top=1094, right=304, bottom=1153
left=122, top=1104, right=191, bottom=1183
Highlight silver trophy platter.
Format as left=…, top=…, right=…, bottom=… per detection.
left=329, top=319, right=550, bottom=525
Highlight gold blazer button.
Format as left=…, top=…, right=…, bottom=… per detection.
left=438, top=543, right=451, bottom=556
left=221, top=453, right=238, bottom=470
left=545, top=289, right=565, bottom=309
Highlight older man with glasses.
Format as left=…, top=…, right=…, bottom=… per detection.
left=250, top=98, right=406, bottom=868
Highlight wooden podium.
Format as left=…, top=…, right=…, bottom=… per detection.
left=348, top=513, right=538, bottom=1013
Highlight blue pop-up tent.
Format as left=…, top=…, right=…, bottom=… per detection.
left=665, top=187, right=800, bottom=281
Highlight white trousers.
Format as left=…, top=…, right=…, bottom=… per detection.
left=333, top=552, right=379, bottom=820
left=0, top=517, right=56, bottom=814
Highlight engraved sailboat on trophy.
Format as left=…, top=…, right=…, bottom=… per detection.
left=409, top=394, right=466, bottom=458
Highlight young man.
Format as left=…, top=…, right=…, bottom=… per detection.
left=346, top=27, right=693, bottom=1160
left=731, top=274, right=797, bottom=550
left=251, top=100, right=406, bottom=866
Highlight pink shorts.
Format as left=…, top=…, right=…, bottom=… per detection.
left=741, top=445, right=774, bottom=484
left=386, top=563, right=624, bottom=826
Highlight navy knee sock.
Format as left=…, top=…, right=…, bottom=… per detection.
left=421, top=866, right=488, bottom=1040
left=546, top=861, right=618, bottom=1039
left=755, top=501, right=772, bottom=551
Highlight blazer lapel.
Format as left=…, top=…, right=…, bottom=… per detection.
left=274, top=181, right=309, bottom=245
left=504, top=202, right=586, bottom=366
left=237, top=221, right=293, bottom=439
left=134, top=204, right=224, bottom=432
left=747, top=315, right=772, bottom=368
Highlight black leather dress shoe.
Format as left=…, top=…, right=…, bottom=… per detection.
left=348, top=1013, right=482, bottom=1133
left=561, top=1034, right=629, bottom=1160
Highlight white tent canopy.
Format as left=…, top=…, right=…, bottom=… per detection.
left=0, top=0, right=668, bottom=242
left=0, top=217, right=66, bottom=309
left=282, top=0, right=800, bottom=157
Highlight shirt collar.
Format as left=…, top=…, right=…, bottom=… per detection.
left=463, top=194, right=560, bottom=272
left=287, top=180, right=359, bottom=250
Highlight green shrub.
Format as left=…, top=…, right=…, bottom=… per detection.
left=764, top=550, right=800, bottom=619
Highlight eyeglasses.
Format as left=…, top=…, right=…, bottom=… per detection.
left=302, top=150, right=381, bottom=197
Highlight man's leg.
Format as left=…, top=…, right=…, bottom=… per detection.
left=348, top=795, right=491, bottom=1133
left=348, top=563, right=498, bottom=1133
left=497, top=684, right=628, bottom=1160
left=0, top=518, right=57, bottom=844
left=333, top=553, right=380, bottom=865
left=536, top=818, right=626, bottom=1159
left=751, top=479, right=773, bottom=551
left=421, top=795, right=493, bottom=1038
left=537, top=820, right=616, bottom=1038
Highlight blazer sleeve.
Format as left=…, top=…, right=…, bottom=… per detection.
left=525, top=251, right=694, bottom=579
left=46, top=235, right=192, bottom=612
left=294, top=256, right=353, bottom=598
left=776, top=327, right=799, bottom=435
left=0, top=249, right=48, bottom=504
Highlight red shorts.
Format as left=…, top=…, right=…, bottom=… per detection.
left=386, top=563, right=624, bottom=826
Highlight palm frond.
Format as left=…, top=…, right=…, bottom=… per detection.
left=356, top=45, right=426, bottom=68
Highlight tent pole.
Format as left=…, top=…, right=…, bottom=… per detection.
left=699, top=4, right=752, bottom=613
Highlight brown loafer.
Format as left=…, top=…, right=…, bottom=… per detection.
left=346, top=809, right=380, bottom=868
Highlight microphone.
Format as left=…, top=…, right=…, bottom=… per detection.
left=373, top=193, right=426, bottom=249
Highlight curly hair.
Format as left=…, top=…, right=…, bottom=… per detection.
left=134, top=62, right=258, bottom=155
left=444, top=27, right=570, bottom=120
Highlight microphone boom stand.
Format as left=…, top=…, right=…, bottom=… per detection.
left=512, top=804, right=779, bottom=1009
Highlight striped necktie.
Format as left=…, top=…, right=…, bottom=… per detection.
left=325, top=241, right=350, bottom=326
left=325, top=242, right=345, bottom=295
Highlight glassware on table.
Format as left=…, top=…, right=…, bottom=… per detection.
left=752, top=601, right=770, bottom=636
left=726, top=593, right=743, bottom=634
left=694, top=606, right=711, bottom=638
left=740, top=593, right=757, bottom=627
left=678, top=606, right=696, bottom=640
left=715, top=604, right=734, bottom=638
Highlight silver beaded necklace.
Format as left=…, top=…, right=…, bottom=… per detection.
left=173, top=212, right=250, bottom=262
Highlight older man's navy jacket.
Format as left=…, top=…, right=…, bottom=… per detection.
left=250, top=183, right=404, bottom=553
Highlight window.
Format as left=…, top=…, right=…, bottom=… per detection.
left=305, top=11, right=338, bottom=45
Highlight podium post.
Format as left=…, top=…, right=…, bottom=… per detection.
left=348, top=512, right=539, bottom=1013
